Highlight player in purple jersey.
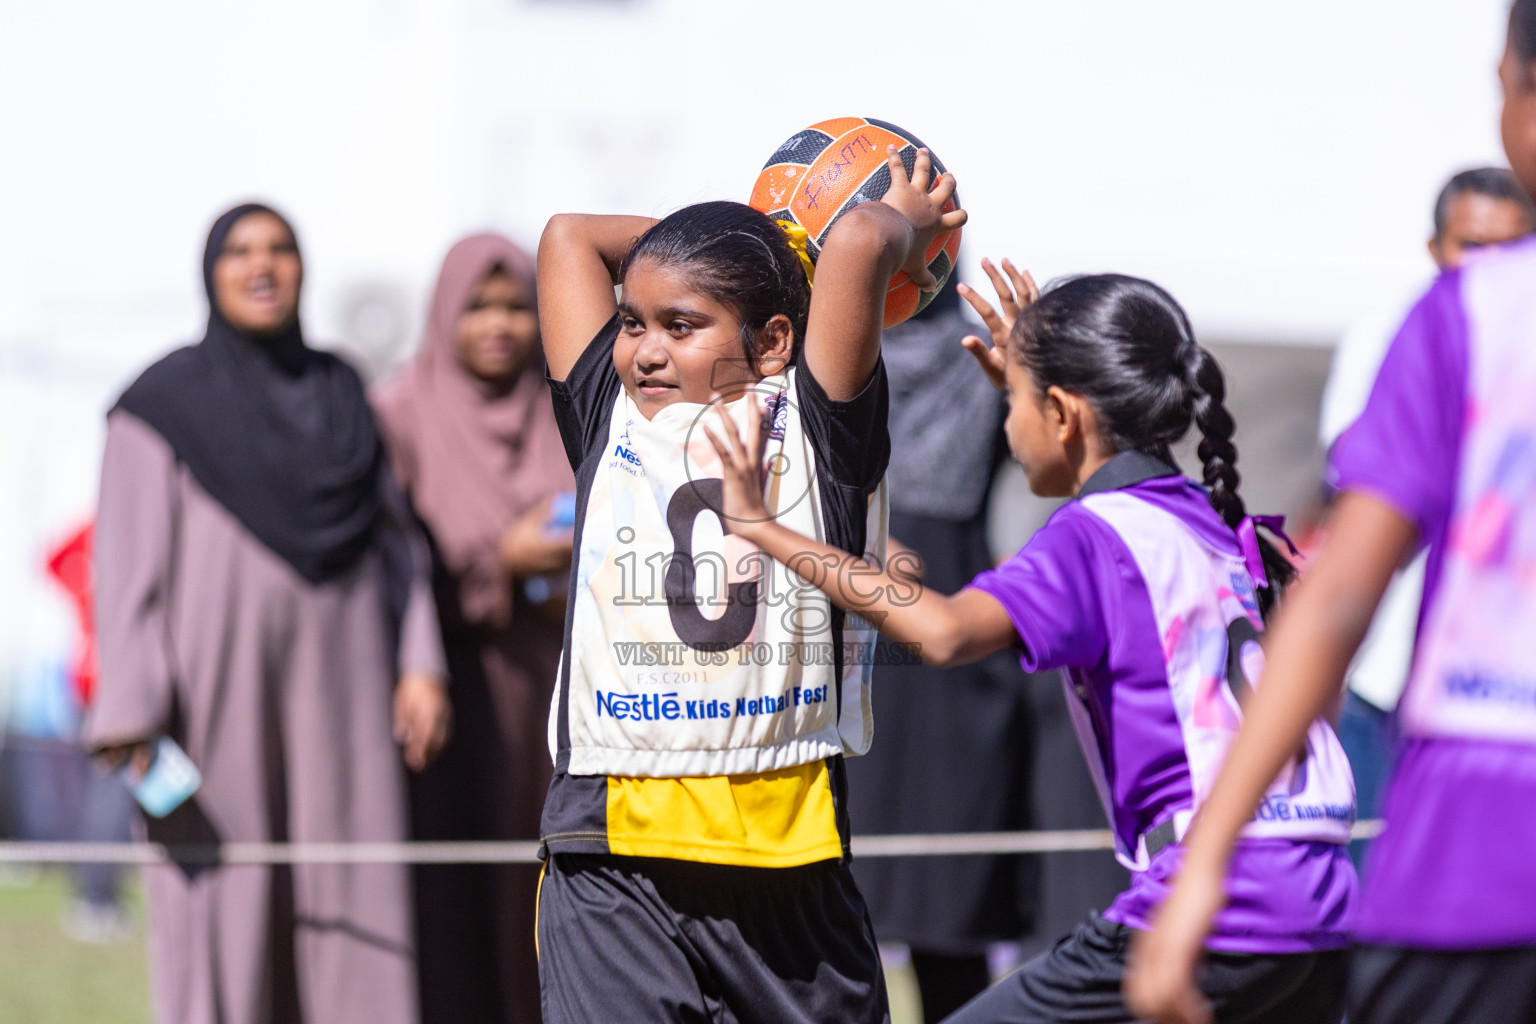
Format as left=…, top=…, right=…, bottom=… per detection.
left=1127, top=4, right=1536, bottom=1023
left=705, top=264, right=1358, bottom=1024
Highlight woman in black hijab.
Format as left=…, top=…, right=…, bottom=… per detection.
left=114, top=202, right=385, bottom=583
left=86, top=204, right=448, bottom=1024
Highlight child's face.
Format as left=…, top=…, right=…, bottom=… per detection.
left=1003, top=357, right=1077, bottom=498
left=1500, top=45, right=1536, bottom=206
left=615, top=259, right=761, bottom=419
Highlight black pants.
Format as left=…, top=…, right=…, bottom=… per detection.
left=911, top=950, right=993, bottom=1022
left=537, top=853, right=889, bottom=1024
left=942, top=914, right=1346, bottom=1024
left=1348, top=943, right=1536, bottom=1024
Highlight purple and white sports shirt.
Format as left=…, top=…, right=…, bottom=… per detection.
left=972, top=454, right=1357, bottom=953
left=1331, top=235, right=1536, bottom=949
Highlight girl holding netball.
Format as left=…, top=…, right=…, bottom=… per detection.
left=708, top=263, right=1358, bottom=1023
left=533, top=146, right=962, bottom=1024
left=1128, top=3, right=1536, bottom=1022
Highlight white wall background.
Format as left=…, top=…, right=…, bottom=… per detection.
left=0, top=0, right=1517, bottom=690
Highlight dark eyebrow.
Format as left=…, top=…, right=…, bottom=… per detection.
left=658, top=305, right=712, bottom=322
left=616, top=303, right=714, bottom=322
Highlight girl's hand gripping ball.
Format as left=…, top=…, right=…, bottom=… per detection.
left=749, top=117, right=965, bottom=327
left=878, top=144, right=965, bottom=292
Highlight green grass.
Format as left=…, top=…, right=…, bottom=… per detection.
left=0, top=869, right=922, bottom=1024
left=884, top=952, right=924, bottom=1024
left=0, top=869, right=150, bottom=1024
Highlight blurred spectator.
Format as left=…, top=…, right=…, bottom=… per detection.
left=1, top=524, right=136, bottom=941
left=845, top=275, right=1039, bottom=1022
left=48, top=522, right=137, bottom=939
left=1425, top=167, right=1536, bottom=267
left=84, top=203, right=448, bottom=1024
left=373, top=233, right=574, bottom=1024
left=1319, top=167, right=1535, bottom=865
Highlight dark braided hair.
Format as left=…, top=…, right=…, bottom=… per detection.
left=1012, top=274, right=1295, bottom=616
left=621, top=200, right=812, bottom=371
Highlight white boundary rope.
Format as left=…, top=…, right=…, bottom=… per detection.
left=0, top=821, right=1384, bottom=865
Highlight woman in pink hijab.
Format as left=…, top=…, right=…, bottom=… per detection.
left=373, top=233, right=574, bottom=1024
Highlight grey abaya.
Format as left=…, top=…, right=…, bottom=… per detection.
left=85, top=409, right=445, bottom=1024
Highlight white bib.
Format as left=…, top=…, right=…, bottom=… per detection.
left=556, top=371, right=887, bottom=777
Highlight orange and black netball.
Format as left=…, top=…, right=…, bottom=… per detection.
left=749, top=117, right=961, bottom=328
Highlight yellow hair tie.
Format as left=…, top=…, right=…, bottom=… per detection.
left=775, top=220, right=816, bottom=288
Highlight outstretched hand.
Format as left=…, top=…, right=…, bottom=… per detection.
left=958, top=258, right=1039, bottom=389
left=702, top=393, right=774, bottom=540
left=877, top=145, right=967, bottom=290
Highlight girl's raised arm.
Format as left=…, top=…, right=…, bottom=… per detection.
left=803, top=147, right=966, bottom=401
left=537, top=214, right=657, bottom=381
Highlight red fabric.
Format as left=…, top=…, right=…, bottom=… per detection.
left=46, top=521, right=97, bottom=706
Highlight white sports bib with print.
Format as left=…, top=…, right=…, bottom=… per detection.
left=557, top=371, right=887, bottom=778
